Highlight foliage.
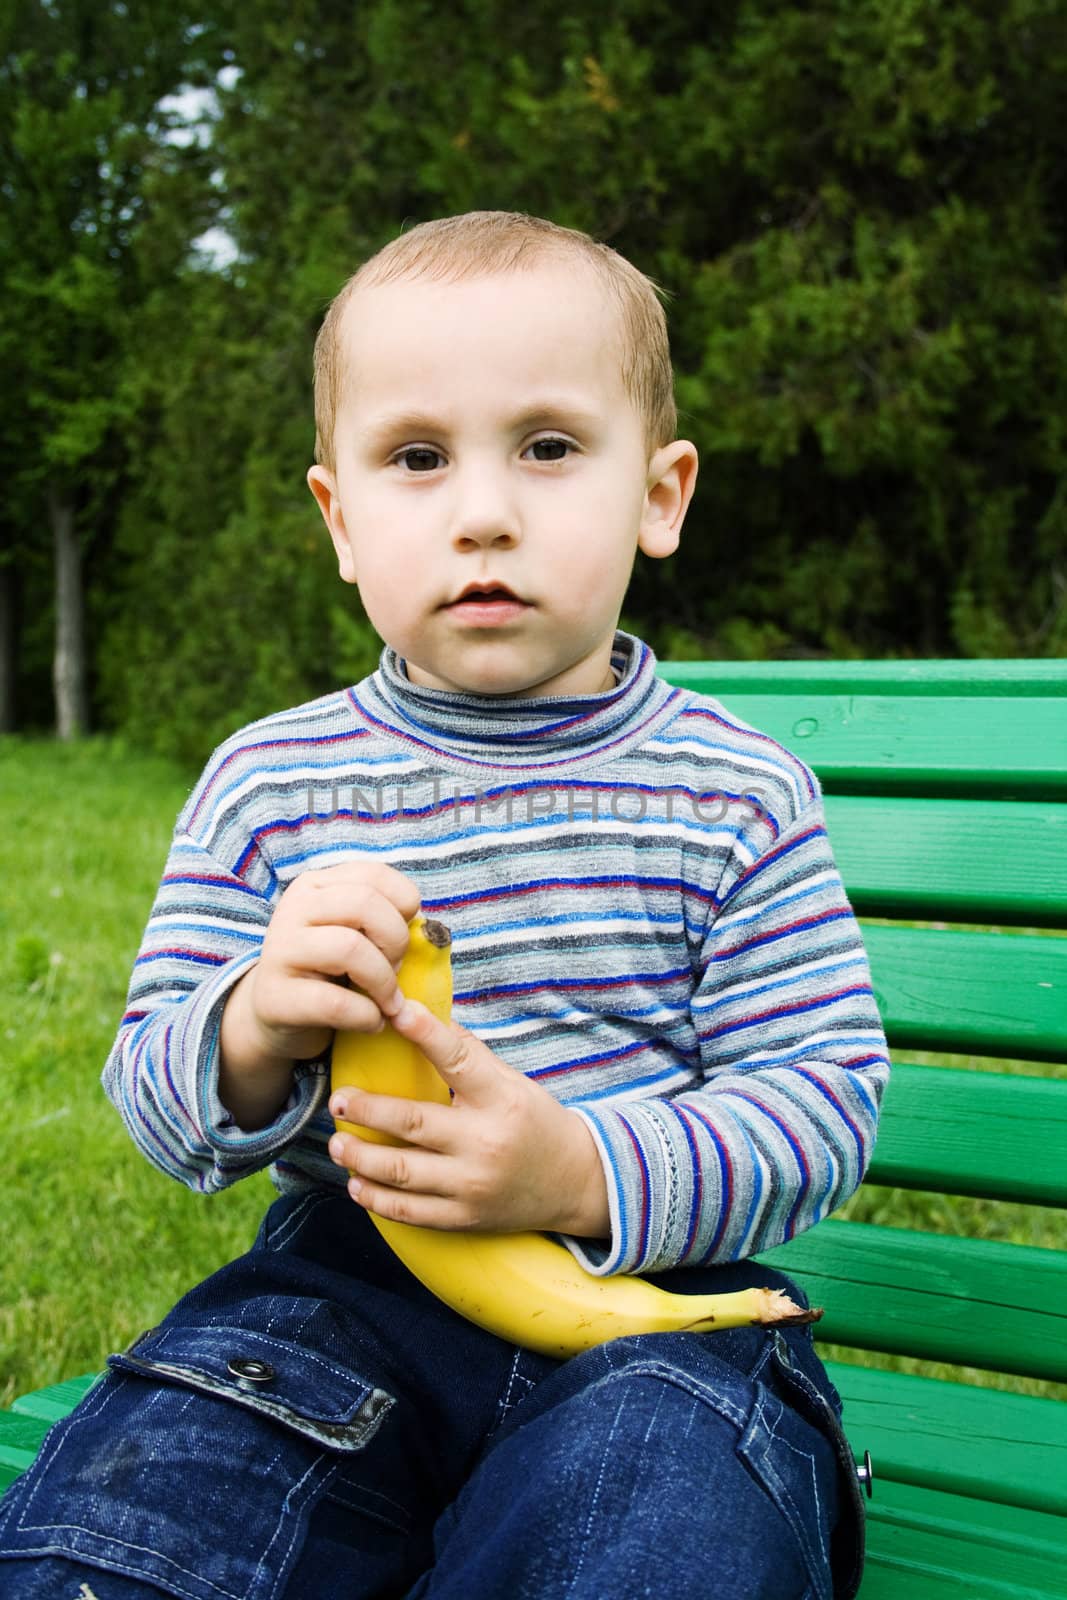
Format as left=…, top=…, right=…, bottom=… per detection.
left=5, top=0, right=1066, bottom=757
left=0, top=0, right=228, bottom=722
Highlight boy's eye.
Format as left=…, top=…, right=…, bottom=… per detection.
left=395, top=447, right=444, bottom=473
left=527, top=437, right=571, bottom=462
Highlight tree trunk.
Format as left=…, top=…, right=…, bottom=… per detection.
left=50, top=489, right=89, bottom=738
left=0, top=563, right=14, bottom=733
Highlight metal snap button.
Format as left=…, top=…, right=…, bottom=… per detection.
left=856, top=1449, right=874, bottom=1499
left=227, top=1357, right=276, bottom=1385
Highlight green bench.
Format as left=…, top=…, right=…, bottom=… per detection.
left=662, top=658, right=1067, bottom=1600
left=3, top=658, right=1065, bottom=1599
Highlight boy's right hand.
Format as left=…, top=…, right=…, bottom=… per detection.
left=218, top=862, right=421, bottom=1128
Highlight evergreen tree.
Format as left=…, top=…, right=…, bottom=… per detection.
left=0, top=0, right=226, bottom=733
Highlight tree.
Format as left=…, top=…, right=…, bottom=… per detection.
left=0, top=0, right=227, bottom=734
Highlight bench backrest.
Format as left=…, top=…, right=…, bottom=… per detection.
left=658, top=660, right=1067, bottom=1402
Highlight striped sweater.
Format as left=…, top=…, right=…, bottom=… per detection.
left=103, top=632, right=890, bottom=1277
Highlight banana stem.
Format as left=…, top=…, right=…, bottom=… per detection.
left=682, top=1286, right=823, bottom=1331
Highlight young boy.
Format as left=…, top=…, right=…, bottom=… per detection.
left=0, top=211, right=888, bottom=1598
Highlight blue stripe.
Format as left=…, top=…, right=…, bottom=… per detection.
left=554, top=1061, right=693, bottom=1100
left=143, top=921, right=262, bottom=945
left=577, top=1105, right=629, bottom=1267
left=711, top=1034, right=887, bottom=1073
left=706, top=986, right=875, bottom=1041
left=691, top=955, right=870, bottom=1016
left=710, top=875, right=834, bottom=934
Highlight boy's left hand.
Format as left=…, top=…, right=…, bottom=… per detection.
left=327, top=1000, right=610, bottom=1239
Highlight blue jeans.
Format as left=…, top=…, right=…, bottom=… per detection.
left=0, top=1193, right=865, bottom=1598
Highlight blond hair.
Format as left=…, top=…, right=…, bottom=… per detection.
left=312, top=210, right=678, bottom=471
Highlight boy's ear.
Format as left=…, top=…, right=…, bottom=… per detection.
left=307, top=465, right=358, bottom=584
left=638, top=440, right=699, bottom=560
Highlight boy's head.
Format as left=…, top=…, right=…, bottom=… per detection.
left=307, top=211, right=698, bottom=700
left=312, top=211, right=678, bottom=474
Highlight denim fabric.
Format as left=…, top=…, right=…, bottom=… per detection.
left=0, top=1194, right=865, bottom=1599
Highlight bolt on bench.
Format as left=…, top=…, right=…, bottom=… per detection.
left=2, top=659, right=1065, bottom=1600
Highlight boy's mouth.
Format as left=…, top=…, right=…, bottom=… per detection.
left=444, top=582, right=530, bottom=624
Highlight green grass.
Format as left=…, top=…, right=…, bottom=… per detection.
left=1, top=737, right=1064, bottom=1410
left=0, top=736, right=274, bottom=1406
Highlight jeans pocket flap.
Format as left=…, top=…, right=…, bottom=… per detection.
left=108, top=1320, right=393, bottom=1451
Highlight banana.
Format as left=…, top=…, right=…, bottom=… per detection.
left=331, top=916, right=821, bottom=1359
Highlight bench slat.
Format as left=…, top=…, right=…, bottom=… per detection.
left=0, top=1413, right=51, bottom=1492
left=11, top=1373, right=98, bottom=1422
left=720, top=694, right=1064, bottom=798
left=825, top=1361, right=1067, bottom=1517
left=859, top=1478, right=1067, bottom=1600
left=862, top=924, right=1067, bottom=1061
left=661, top=660, right=1067, bottom=695
left=659, top=662, right=1067, bottom=799
left=757, top=1221, right=1067, bottom=1381
left=868, top=1064, right=1067, bottom=1206
left=823, top=795, right=1067, bottom=925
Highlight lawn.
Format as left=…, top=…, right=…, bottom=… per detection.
left=0, top=736, right=274, bottom=1406
left=1, top=736, right=1063, bottom=1406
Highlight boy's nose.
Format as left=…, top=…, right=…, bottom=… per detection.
left=448, top=465, right=521, bottom=549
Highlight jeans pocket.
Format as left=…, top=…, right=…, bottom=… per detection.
left=735, top=1384, right=840, bottom=1600
left=0, top=1312, right=395, bottom=1600
left=766, top=1333, right=867, bottom=1600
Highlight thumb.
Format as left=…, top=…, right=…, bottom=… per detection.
left=390, top=998, right=499, bottom=1105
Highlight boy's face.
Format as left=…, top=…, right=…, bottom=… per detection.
left=308, top=262, right=697, bottom=698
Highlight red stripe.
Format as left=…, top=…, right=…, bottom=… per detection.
left=718, top=1087, right=811, bottom=1239
left=704, top=980, right=873, bottom=1038
left=455, top=969, right=689, bottom=1004
left=676, top=707, right=817, bottom=800
left=526, top=1037, right=650, bottom=1080
left=677, top=1101, right=733, bottom=1258
left=712, top=906, right=853, bottom=962
left=134, top=947, right=228, bottom=967
left=188, top=727, right=370, bottom=825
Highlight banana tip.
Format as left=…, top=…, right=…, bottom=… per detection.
left=759, top=1288, right=824, bottom=1327
left=421, top=918, right=452, bottom=949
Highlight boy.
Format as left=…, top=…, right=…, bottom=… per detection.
left=0, top=212, right=888, bottom=1598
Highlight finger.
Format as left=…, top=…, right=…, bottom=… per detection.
left=295, top=861, right=422, bottom=922
left=328, top=1129, right=454, bottom=1196
left=279, top=925, right=403, bottom=1015
left=344, top=1173, right=476, bottom=1231
left=267, top=976, right=390, bottom=1037
left=388, top=1001, right=501, bottom=1107
left=328, top=1090, right=452, bottom=1153
left=282, top=882, right=415, bottom=969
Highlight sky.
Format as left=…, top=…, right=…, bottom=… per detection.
left=157, top=68, right=241, bottom=267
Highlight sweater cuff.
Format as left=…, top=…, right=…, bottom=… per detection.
left=175, top=951, right=327, bottom=1178
left=557, top=1099, right=721, bottom=1278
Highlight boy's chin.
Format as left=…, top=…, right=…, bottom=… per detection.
left=400, top=628, right=620, bottom=700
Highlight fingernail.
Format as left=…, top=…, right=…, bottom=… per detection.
left=329, top=1134, right=345, bottom=1161
left=348, top=1177, right=363, bottom=1199
left=329, top=1096, right=346, bottom=1120
left=379, top=987, right=403, bottom=1018
left=392, top=998, right=416, bottom=1028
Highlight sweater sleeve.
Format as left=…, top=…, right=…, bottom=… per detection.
left=100, top=827, right=326, bottom=1191
left=562, top=799, right=890, bottom=1275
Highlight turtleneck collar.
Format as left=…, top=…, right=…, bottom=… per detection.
left=349, top=630, right=678, bottom=771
